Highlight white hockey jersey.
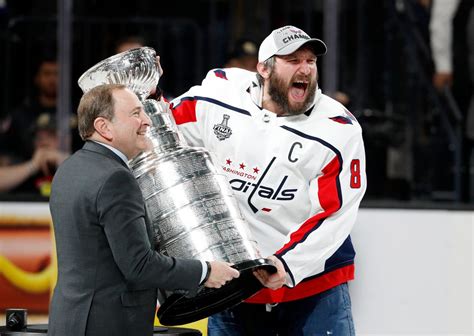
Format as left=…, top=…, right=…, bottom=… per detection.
left=170, top=68, right=366, bottom=303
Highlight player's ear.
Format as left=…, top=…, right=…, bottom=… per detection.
left=257, top=62, right=271, bottom=80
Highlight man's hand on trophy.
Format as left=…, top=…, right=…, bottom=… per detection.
left=155, top=55, right=164, bottom=77
left=146, top=56, right=164, bottom=100
left=204, top=261, right=240, bottom=289
left=253, top=255, right=287, bottom=290
left=157, top=99, right=172, bottom=114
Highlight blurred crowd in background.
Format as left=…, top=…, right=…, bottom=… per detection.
left=0, top=0, right=472, bottom=205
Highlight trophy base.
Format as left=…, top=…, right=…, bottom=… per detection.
left=157, top=258, right=277, bottom=325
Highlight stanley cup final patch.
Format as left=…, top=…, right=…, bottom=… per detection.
left=213, top=114, right=233, bottom=141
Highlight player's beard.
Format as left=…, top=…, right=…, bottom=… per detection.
left=268, top=71, right=317, bottom=116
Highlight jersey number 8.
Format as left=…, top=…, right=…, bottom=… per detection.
left=350, top=159, right=361, bottom=189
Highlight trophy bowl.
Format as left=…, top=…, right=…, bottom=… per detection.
left=77, top=47, right=159, bottom=100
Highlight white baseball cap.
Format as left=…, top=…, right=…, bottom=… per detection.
left=258, top=25, right=327, bottom=63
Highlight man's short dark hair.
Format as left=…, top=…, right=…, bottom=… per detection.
left=77, top=84, right=126, bottom=140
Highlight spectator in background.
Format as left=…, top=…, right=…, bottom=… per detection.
left=452, top=0, right=474, bottom=116
left=462, top=4, right=474, bottom=198
left=429, top=0, right=460, bottom=91
left=4, top=55, right=58, bottom=160
left=0, top=114, right=68, bottom=195
left=429, top=0, right=472, bottom=112
left=2, top=55, right=80, bottom=162
left=114, top=35, right=145, bottom=54
left=429, top=0, right=474, bottom=200
left=0, top=148, right=67, bottom=195
left=466, top=5, right=474, bottom=136
left=224, top=38, right=258, bottom=71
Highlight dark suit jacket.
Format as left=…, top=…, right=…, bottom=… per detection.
left=48, top=141, right=202, bottom=336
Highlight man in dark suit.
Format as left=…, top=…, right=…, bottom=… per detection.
left=48, top=84, right=239, bottom=336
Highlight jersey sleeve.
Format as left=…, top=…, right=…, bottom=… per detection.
left=170, top=89, right=206, bottom=148
left=275, top=132, right=366, bottom=286
left=170, top=68, right=253, bottom=147
left=169, top=69, right=227, bottom=147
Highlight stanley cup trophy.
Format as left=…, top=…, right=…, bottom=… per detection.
left=78, top=47, right=276, bottom=325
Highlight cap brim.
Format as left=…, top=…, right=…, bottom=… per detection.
left=275, top=38, right=327, bottom=57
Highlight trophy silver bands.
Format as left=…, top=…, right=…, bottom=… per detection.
left=78, top=47, right=276, bottom=325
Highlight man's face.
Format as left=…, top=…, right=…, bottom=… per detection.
left=35, top=62, right=58, bottom=98
left=267, top=48, right=318, bottom=115
left=109, top=88, right=151, bottom=159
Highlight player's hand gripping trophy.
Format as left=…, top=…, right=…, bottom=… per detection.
left=77, top=47, right=276, bottom=325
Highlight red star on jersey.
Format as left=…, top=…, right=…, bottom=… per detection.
left=253, top=167, right=260, bottom=174
left=239, top=163, right=246, bottom=170
left=226, top=159, right=232, bottom=165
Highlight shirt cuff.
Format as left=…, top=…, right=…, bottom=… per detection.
left=199, top=260, right=208, bottom=284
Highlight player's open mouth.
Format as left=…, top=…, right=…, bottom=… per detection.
left=290, top=81, right=308, bottom=101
